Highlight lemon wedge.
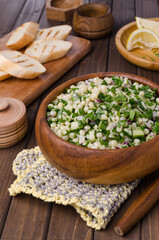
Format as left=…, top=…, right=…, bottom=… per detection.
left=136, top=17, right=159, bottom=36
left=126, top=28, right=159, bottom=51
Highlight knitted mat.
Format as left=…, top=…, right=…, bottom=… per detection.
left=9, top=146, right=139, bottom=230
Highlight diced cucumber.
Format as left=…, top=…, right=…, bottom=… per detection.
left=133, top=128, right=145, bottom=138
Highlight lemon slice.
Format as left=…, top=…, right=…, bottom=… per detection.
left=136, top=17, right=159, bottom=36
left=126, top=28, right=159, bottom=51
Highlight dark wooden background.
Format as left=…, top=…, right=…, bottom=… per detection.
left=0, top=0, right=158, bottom=239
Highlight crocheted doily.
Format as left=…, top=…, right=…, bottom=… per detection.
left=9, top=146, right=139, bottom=230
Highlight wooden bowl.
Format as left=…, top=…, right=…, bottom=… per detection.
left=46, top=0, right=84, bottom=22
left=72, top=3, right=114, bottom=39
left=115, top=18, right=159, bottom=71
left=35, top=72, right=159, bottom=184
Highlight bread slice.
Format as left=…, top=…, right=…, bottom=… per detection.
left=6, top=22, right=39, bottom=50
left=0, top=70, right=10, bottom=81
left=0, top=50, right=46, bottom=79
left=36, top=25, right=72, bottom=41
left=25, top=39, right=72, bottom=63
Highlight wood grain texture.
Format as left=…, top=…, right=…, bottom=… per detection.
left=94, top=188, right=140, bottom=240
left=35, top=72, right=159, bottom=185
left=73, top=3, right=113, bottom=39
left=0, top=1, right=53, bottom=240
left=0, top=97, right=28, bottom=147
left=94, top=0, right=140, bottom=237
left=0, top=0, right=27, bottom=236
left=46, top=0, right=84, bottom=22
left=141, top=192, right=159, bottom=240
left=47, top=205, right=78, bottom=240
left=1, top=104, right=52, bottom=240
left=135, top=2, right=159, bottom=240
left=0, top=0, right=159, bottom=239
left=0, top=99, right=8, bottom=111
left=0, top=33, right=91, bottom=106
left=107, top=0, right=136, bottom=74
left=115, top=18, right=159, bottom=71
left=0, top=120, right=28, bottom=148
left=0, top=98, right=26, bottom=131
left=114, top=177, right=159, bottom=236
left=47, top=205, right=93, bottom=240
left=0, top=0, right=26, bottom=37
left=2, top=194, right=52, bottom=240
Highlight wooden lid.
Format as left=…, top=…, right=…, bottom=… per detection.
left=0, top=97, right=26, bottom=133
left=0, top=97, right=28, bottom=148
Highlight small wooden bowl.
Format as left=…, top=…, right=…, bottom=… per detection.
left=72, top=3, right=114, bottom=39
left=115, top=18, right=159, bottom=71
left=35, top=72, right=159, bottom=184
left=46, top=0, right=84, bottom=22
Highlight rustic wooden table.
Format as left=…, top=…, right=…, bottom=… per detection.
left=0, top=0, right=158, bottom=239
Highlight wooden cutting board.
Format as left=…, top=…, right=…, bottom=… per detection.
left=0, top=33, right=91, bottom=106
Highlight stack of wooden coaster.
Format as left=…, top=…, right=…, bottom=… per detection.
left=0, top=97, right=28, bottom=148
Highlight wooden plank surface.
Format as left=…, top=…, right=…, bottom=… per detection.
left=0, top=34, right=91, bottom=106
left=94, top=2, right=139, bottom=240
left=0, top=0, right=159, bottom=240
left=0, top=0, right=26, bottom=37
left=135, top=1, right=159, bottom=240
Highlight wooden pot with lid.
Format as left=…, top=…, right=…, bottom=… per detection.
left=73, top=3, right=114, bottom=39
left=0, top=97, right=28, bottom=148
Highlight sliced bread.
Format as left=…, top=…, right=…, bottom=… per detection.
left=0, top=50, right=46, bottom=79
left=25, top=39, right=72, bottom=63
left=0, top=70, right=10, bottom=81
left=36, top=25, right=72, bottom=41
left=6, top=22, right=39, bottom=50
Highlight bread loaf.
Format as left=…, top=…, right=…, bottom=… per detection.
left=6, top=22, right=39, bottom=50
left=0, top=50, right=46, bottom=79
left=0, top=70, right=10, bottom=81
left=25, top=39, right=72, bottom=63
left=36, top=25, right=72, bottom=41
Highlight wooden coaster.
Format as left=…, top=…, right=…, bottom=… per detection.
left=0, top=120, right=28, bottom=147
left=0, top=97, right=28, bottom=148
left=0, top=97, right=26, bottom=132
left=0, top=119, right=28, bottom=138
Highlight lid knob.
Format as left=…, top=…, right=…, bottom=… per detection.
left=0, top=99, right=9, bottom=111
